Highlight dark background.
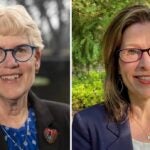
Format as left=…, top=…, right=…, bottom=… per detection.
left=32, top=57, right=70, bottom=104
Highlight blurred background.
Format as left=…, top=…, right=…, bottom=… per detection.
left=2, top=0, right=70, bottom=104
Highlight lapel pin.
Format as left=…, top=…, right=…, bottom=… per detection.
left=44, top=128, right=58, bottom=144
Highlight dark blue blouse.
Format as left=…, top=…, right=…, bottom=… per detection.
left=1, top=107, right=38, bottom=150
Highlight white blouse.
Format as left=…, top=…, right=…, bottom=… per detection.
left=132, top=139, right=150, bottom=150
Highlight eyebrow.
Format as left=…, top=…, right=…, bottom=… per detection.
left=0, top=44, right=31, bottom=49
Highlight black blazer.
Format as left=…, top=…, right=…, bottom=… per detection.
left=0, top=91, right=70, bottom=150
left=72, top=104, right=133, bottom=150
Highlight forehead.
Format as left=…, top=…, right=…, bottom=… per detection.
left=0, top=35, right=29, bottom=48
left=121, top=22, right=150, bottom=48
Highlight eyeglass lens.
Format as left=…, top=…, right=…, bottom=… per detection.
left=0, top=45, right=35, bottom=63
left=119, top=48, right=150, bottom=63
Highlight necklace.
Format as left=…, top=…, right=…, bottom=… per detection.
left=130, top=113, right=150, bottom=140
left=1, top=117, right=30, bottom=150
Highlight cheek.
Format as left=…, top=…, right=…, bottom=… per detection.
left=22, top=61, right=36, bottom=83
left=119, top=61, right=137, bottom=85
left=119, top=61, right=125, bottom=76
left=24, top=59, right=36, bottom=71
left=119, top=60, right=137, bottom=75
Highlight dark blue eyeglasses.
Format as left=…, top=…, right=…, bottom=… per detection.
left=0, top=44, right=36, bottom=63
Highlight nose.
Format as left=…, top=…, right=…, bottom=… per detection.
left=138, top=51, right=150, bottom=70
left=3, top=51, right=19, bottom=68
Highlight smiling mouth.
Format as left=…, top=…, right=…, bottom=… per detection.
left=136, top=76, right=150, bottom=80
left=0, top=74, right=21, bottom=80
left=135, top=76, right=150, bottom=84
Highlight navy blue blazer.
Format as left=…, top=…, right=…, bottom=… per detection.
left=72, top=104, right=133, bottom=150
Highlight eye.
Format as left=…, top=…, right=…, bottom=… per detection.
left=16, top=46, right=29, bottom=53
left=127, top=49, right=141, bottom=55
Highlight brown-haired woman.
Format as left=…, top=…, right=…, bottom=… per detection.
left=73, top=5, right=150, bottom=150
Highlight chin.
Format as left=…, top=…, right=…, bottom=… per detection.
left=0, top=90, right=27, bottom=101
left=139, top=92, right=150, bottom=99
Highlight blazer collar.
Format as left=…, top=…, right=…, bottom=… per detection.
left=106, top=117, right=133, bottom=150
left=28, top=91, right=61, bottom=150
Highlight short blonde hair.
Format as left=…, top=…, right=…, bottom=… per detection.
left=0, top=5, right=44, bottom=49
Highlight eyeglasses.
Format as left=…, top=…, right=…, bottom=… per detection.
left=119, top=48, right=150, bottom=63
left=0, top=44, right=36, bottom=63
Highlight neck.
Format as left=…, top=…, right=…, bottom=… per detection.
left=129, top=99, right=150, bottom=142
left=129, top=107, right=150, bottom=124
left=0, top=94, right=28, bottom=128
left=129, top=93, right=150, bottom=120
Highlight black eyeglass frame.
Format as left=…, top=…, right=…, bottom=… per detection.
left=118, top=48, right=150, bottom=63
left=0, top=44, right=37, bottom=63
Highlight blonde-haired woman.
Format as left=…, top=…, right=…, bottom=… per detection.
left=0, top=5, right=69, bottom=150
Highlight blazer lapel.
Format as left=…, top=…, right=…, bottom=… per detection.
left=107, top=118, right=133, bottom=150
left=28, top=92, right=61, bottom=150
left=0, top=128, right=8, bottom=150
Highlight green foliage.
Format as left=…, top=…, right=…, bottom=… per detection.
left=72, top=0, right=150, bottom=110
left=72, top=71, right=105, bottom=110
left=73, top=0, right=150, bottom=72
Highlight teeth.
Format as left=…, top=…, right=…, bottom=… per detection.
left=1, top=74, right=19, bottom=80
left=138, top=76, right=150, bottom=81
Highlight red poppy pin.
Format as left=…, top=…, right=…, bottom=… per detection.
left=44, top=128, right=58, bottom=144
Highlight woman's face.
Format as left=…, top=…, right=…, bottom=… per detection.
left=0, top=35, right=41, bottom=101
left=119, top=22, right=150, bottom=101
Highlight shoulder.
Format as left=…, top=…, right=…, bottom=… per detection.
left=73, top=104, right=108, bottom=134
left=40, top=100, right=70, bottom=131
left=72, top=104, right=109, bottom=149
left=40, top=99, right=69, bottom=114
left=74, top=104, right=107, bottom=123
left=36, top=99, right=69, bottom=123
left=29, top=91, right=69, bottom=124
left=77, top=104, right=105, bottom=114
left=29, top=91, right=69, bottom=114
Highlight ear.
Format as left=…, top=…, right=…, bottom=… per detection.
left=34, top=48, right=42, bottom=73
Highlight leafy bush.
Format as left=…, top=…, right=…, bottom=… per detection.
left=72, top=71, right=105, bottom=111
